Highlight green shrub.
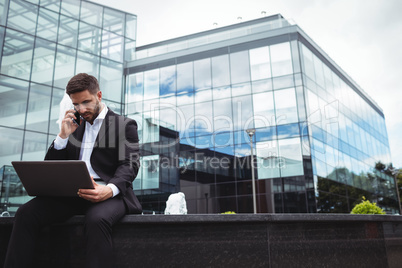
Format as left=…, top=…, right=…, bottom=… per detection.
left=351, top=196, right=385, bottom=215
left=221, top=211, right=236, bottom=214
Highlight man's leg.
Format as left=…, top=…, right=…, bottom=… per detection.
left=4, top=197, right=85, bottom=267
left=84, top=197, right=126, bottom=268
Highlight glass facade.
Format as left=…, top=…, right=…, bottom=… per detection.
left=0, top=0, right=136, bottom=214
left=126, top=16, right=397, bottom=214
left=0, top=1, right=397, bottom=215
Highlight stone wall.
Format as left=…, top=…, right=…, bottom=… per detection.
left=1, top=214, right=402, bottom=267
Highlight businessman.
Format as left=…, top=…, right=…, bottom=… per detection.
left=5, top=73, right=142, bottom=268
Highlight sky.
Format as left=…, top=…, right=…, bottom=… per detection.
left=92, top=0, right=402, bottom=167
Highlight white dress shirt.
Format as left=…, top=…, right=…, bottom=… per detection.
left=53, top=104, right=120, bottom=197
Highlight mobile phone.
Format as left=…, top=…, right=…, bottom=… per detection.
left=72, top=109, right=81, bottom=126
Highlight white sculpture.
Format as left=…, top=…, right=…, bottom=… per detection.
left=164, top=192, right=188, bottom=215
left=57, top=93, right=73, bottom=130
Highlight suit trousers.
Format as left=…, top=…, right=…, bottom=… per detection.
left=4, top=196, right=127, bottom=268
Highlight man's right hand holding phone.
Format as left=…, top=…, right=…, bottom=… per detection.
left=59, top=109, right=81, bottom=139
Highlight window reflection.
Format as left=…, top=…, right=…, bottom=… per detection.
left=31, top=38, right=55, bottom=85
left=8, top=0, right=38, bottom=34
left=194, top=58, right=211, bottom=90
left=270, top=42, right=293, bottom=77
left=25, top=83, right=51, bottom=132
left=278, top=137, right=303, bottom=177
left=143, top=69, right=159, bottom=100
left=0, top=127, right=24, bottom=168
left=253, top=91, right=275, bottom=128
left=249, top=46, right=271, bottom=80
left=230, top=51, right=250, bottom=84
left=177, top=62, right=193, bottom=94
left=36, top=7, right=59, bottom=42
left=212, top=54, right=230, bottom=87
left=0, top=76, right=29, bottom=129
left=1, top=29, right=34, bottom=81
left=100, top=59, right=122, bottom=103
left=160, top=65, right=176, bottom=96
left=78, top=22, right=101, bottom=55
left=58, top=14, right=79, bottom=48
left=274, top=88, right=298, bottom=124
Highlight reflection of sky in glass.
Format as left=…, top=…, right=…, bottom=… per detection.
left=253, top=91, right=275, bottom=127
left=274, top=88, right=298, bottom=124
left=230, top=51, right=250, bottom=84
left=143, top=69, right=159, bottom=100
left=249, top=46, right=271, bottom=80
left=177, top=62, right=193, bottom=94
left=160, top=65, right=176, bottom=96
left=212, top=54, right=230, bottom=87
left=194, top=58, right=211, bottom=90
left=232, top=95, right=253, bottom=131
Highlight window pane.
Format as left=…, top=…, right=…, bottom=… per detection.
left=76, top=51, right=99, bottom=78
left=213, top=98, right=233, bottom=133
left=253, top=91, right=275, bottom=128
left=125, top=14, right=137, bottom=40
left=31, top=38, right=56, bottom=85
left=250, top=46, right=271, bottom=80
left=102, top=30, right=123, bottom=62
left=230, top=51, right=250, bottom=84
left=274, top=88, right=298, bottom=124
left=143, top=69, right=159, bottom=100
left=100, top=59, right=122, bottom=103
left=194, top=101, right=213, bottom=137
left=232, top=95, right=253, bottom=131
left=80, top=1, right=102, bottom=27
left=40, top=0, right=60, bottom=13
left=53, top=45, right=76, bottom=88
left=124, top=39, right=136, bottom=61
left=160, top=65, right=176, bottom=96
left=0, top=1, right=7, bottom=26
left=7, top=0, right=38, bottom=34
left=212, top=54, right=230, bottom=87
left=78, top=22, right=101, bottom=55
left=22, top=131, right=48, bottom=161
left=270, top=42, right=293, bottom=77
left=177, top=62, right=193, bottom=94
left=0, top=127, right=24, bottom=167
left=1, top=29, right=34, bottom=80
left=58, top=14, right=79, bottom=48
left=36, top=7, right=59, bottom=42
left=0, top=75, right=28, bottom=129
left=256, top=140, right=280, bottom=179
left=60, top=0, right=80, bottom=19
left=231, top=82, right=251, bottom=97
left=127, top=73, right=143, bottom=104
left=103, top=8, right=124, bottom=35
left=279, top=138, right=303, bottom=177
left=25, top=83, right=51, bottom=132
left=194, top=58, right=211, bottom=90
left=49, top=88, right=66, bottom=135
left=137, top=155, right=159, bottom=190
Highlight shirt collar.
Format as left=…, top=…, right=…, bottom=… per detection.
left=96, top=103, right=108, bottom=121
left=87, top=103, right=108, bottom=126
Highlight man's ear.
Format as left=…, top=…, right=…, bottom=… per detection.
left=97, top=91, right=102, bottom=102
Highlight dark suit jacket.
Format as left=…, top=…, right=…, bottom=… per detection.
left=45, top=109, right=142, bottom=214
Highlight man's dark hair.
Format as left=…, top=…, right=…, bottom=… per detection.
left=66, top=73, right=100, bottom=95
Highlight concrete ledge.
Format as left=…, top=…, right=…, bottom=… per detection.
left=1, top=214, right=402, bottom=267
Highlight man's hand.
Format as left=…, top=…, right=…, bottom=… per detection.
left=59, top=109, right=80, bottom=139
left=78, top=178, right=113, bottom=203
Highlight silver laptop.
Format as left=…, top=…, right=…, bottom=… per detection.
left=12, top=160, right=94, bottom=197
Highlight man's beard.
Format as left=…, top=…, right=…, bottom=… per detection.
left=85, top=100, right=101, bottom=124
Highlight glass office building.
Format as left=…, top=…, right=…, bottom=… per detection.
left=0, top=0, right=398, bottom=215
left=0, top=0, right=136, bottom=214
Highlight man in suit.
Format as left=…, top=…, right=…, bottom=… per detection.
left=4, top=73, right=142, bottom=268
